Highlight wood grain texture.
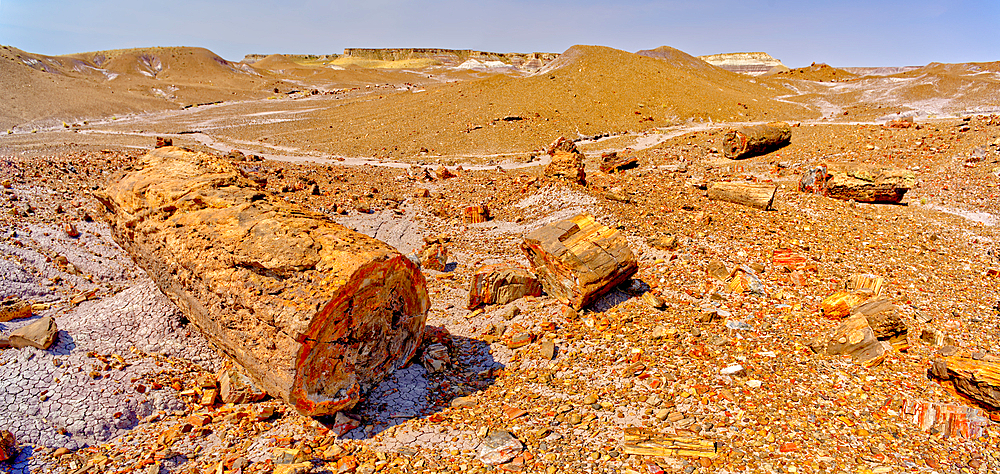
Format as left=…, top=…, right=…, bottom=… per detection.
left=97, top=147, right=429, bottom=416
left=520, top=214, right=636, bottom=309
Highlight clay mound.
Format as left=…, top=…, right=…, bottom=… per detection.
left=636, top=46, right=719, bottom=73
left=0, top=45, right=164, bottom=130
left=772, top=63, right=858, bottom=82
left=92, top=47, right=260, bottom=85
left=243, top=44, right=816, bottom=158
left=880, top=61, right=1000, bottom=114
left=251, top=53, right=307, bottom=71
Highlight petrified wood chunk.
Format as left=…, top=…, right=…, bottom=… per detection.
left=800, top=163, right=915, bottom=203
left=932, top=357, right=1000, bottom=410
left=599, top=152, right=638, bottom=173
left=543, top=137, right=586, bottom=185
left=823, top=313, right=890, bottom=367
left=521, top=214, right=637, bottom=310
left=463, top=205, right=489, bottom=224
left=707, top=182, right=777, bottom=210
left=97, top=147, right=429, bottom=416
left=852, top=299, right=908, bottom=350
left=466, top=264, right=542, bottom=309
left=9, top=316, right=57, bottom=350
left=0, top=430, right=15, bottom=462
left=722, top=122, right=791, bottom=159
left=0, top=298, right=31, bottom=322
left=820, top=290, right=868, bottom=320
left=622, top=427, right=717, bottom=458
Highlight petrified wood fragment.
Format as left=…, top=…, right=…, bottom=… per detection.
left=466, top=264, right=542, bottom=309
left=97, top=147, right=429, bottom=416
left=543, top=137, right=586, bottom=185
left=521, top=214, right=637, bottom=310
left=707, top=182, right=777, bottom=210
left=623, top=428, right=717, bottom=458
left=823, top=313, right=890, bottom=367
left=932, top=357, right=1000, bottom=411
left=800, top=163, right=915, bottom=203
left=722, top=122, right=791, bottom=159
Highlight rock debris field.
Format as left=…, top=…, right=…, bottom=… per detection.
left=2, top=42, right=1000, bottom=474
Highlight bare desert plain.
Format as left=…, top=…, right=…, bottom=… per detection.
left=1, top=43, right=1000, bottom=474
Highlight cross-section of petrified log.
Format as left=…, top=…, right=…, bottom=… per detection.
left=722, top=122, right=791, bottom=159
left=521, top=214, right=637, bottom=309
left=97, top=147, right=429, bottom=416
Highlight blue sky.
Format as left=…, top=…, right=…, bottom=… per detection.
left=0, top=0, right=996, bottom=67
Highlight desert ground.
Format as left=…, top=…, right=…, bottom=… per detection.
left=1, top=44, right=1000, bottom=474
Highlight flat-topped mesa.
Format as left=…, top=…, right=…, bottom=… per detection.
left=97, top=147, right=429, bottom=416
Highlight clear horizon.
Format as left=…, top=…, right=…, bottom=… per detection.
left=1, top=0, right=997, bottom=68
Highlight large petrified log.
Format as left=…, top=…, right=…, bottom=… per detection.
left=521, top=214, right=637, bottom=309
left=707, top=182, right=777, bottom=210
left=800, top=163, right=915, bottom=203
left=722, top=122, right=791, bottom=159
left=97, top=147, right=429, bottom=416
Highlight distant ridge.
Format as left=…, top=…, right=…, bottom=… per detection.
left=697, top=52, right=785, bottom=75
left=341, top=48, right=558, bottom=68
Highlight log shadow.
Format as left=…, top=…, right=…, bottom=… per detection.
left=321, top=333, right=501, bottom=441
left=587, top=277, right=651, bottom=313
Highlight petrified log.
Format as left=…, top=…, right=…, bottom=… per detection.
left=707, top=182, right=777, bottom=210
left=902, top=398, right=988, bottom=440
left=466, top=264, right=542, bottom=309
left=932, top=357, right=1000, bottom=410
left=623, top=427, right=717, bottom=458
left=521, top=214, right=637, bottom=309
left=800, top=164, right=915, bottom=203
left=722, top=122, right=791, bottom=159
left=97, top=147, right=429, bottom=416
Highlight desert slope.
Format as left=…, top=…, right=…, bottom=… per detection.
left=0, top=46, right=293, bottom=131
left=225, top=45, right=817, bottom=158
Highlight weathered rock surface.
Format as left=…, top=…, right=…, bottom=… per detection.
left=97, top=146, right=429, bottom=416
left=0, top=298, right=31, bottom=322
left=477, top=429, right=523, bottom=465
left=521, top=214, right=637, bottom=309
left=9, top=316, right=57, bottom=350
left=466, top=264, right=542, bottom=309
